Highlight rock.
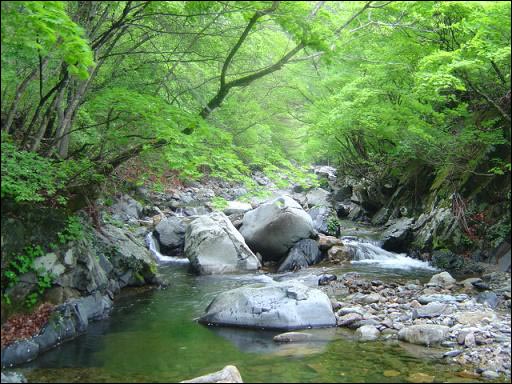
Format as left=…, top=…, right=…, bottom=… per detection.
left=355, top=325, right=380, bottom=341
left=185, top=212, right=261, bottom=275
left=199, top=281, right=336, bottom=330
left=397, top=325, right=449, bottom=346
left=454, top=311, right=497, bottom=326
left=273, top=332, right=313, bottom=343
left=464, top=332, right=476, bottom=347
left=417, top=294, right=468, bottom=304
left=337, top=313, right=363, bottom=327
left=111, top=194, right=142, bottom=220
left=239, top=196, right=317, bottom=261
left=306, top=188, right=331, bottom=207
left=0, top=372, right=27, bottom=383
left=481, top=370, right=500, bottom=380
left=383, top=370, right=401, bottom=377
left=426, top=272, right=456, bottom=289
left=327, top=245, right=352, bottom=264
left=1, top=340, right=39, bottom=367
left=443, top=349, right=463, bottom=358
left=351, top=292, right=381, bottom=304
left=181, top=365, right=243, bottom=383
left=381, top=217, right=414, bottom=253
left=406, top=372, right=435, bottom=383
left=412, top=302, right=451, bottom=319
left=33, top=253, right=65, bottom=277
left=318, top=274, right=337, bottom=286
left=223, top=201, right=253, bottom=216
left=154, top=217, right=186, bottom=255
left=277, top=239, right=322, bottom=273
left=308, top=206, right=339, bottom=237
left=317, top=234, right=343, bottom=251
left=96, top=224, right=157, bottom=286
left=430, top=249, right=484, bottom=276
left=472, top=281, right=490, bottom=290
left=476, top=292, right=499, bottom=308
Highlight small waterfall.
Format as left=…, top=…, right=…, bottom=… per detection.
left=145, top=232, right=189, bottom=264
left=342, top=237, right=437, bottom=270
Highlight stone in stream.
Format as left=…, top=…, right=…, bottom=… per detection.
left=239, top=195, right=317, bottom=261
left=180, top=365, right=243, bottom=383
left=355, top=325, right=380, bottom=341
left=412, top=302, right=452, bottom=319
left=317, top=234, right=343, bottom=251
left=185, top=212, right=261, bottom=275
left=154, top=216, right=186, bottom=255
left=426, top=271, right=456, bottom=289
left=381, top=217, right=415, bottom=253
left=277, top=239, right=322, bottom=273
left=198, top=281, right=336, bottom=330
left=397, top=324, right=449, bottom=346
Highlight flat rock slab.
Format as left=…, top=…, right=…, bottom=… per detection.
left=199, top=281, right=336, bottom=330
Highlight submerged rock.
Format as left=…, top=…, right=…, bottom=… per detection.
left=185, top=212, right=261, bottom=275
left=181, top=365, right=243, bottom=383
left=239, top=196, right=317, bottom=261
left=273, top=332, right=313, bottom=343
left=199, top=281, right=336, bottom=330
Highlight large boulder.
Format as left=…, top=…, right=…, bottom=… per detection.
left=277, top=239, right=322, bottom=273
left=199, top=281, right=336, bottom=330
left=308, top=207, right=339, bottom=236
left=185, top=212, right=261, bottom=275
left=381, top=217, right=414, bottom=253
left=111, top=194, right=142, bottom=220
left=306, top=188, right=331, bottom=207
left=239, top=196, right=317, bottom=261
left=154, top=217, right=185, bottom=255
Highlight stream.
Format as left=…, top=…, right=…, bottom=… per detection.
left=15, top=222, right=491, bottom=383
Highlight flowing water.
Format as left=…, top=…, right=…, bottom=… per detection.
left=14, top=223, right=496, bottom=383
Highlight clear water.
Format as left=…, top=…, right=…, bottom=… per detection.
left=13, top=222, right=503, bottom=382
left=16, top=264, right=498, bottom=383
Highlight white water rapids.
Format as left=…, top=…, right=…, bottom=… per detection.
left=342, top=236, right=437, bottom=271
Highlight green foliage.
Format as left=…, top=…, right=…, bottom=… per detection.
left=327, top=216, right=340, bottom=236
left=1, top=1, right=94, bottom=79
left=211, top=196, right=229, bottom=211
left=56, top=215, right=84, bottom=244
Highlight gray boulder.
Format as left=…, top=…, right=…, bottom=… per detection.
left=356, top=325, right=380, bottom=341
left=306, top=188, right=331, bottom=207
left=381, top=217, right=414, bottom=253
left=199, top=281, right=336, bottom=330
left=223, top=201, right=253, bottom=216
left=111, top=194, right=142, bottom=220
left=308, top=207, right=339, bottom=236
left=154, top=217, right=185, bottom=255
left=185, top=212, right=261, bottom=275
left=277, top=239, right=322, bottom=273
left=240, top=196, right=317, bottom=261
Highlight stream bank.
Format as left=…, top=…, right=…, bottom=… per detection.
left=1, top=167, right=510, bottom=382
